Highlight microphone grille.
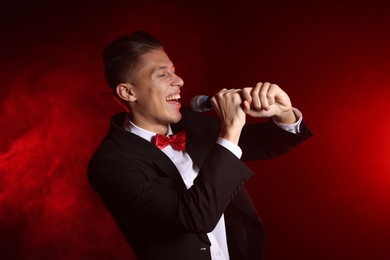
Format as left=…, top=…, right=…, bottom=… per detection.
left=190, top=95, right=212, bottom=112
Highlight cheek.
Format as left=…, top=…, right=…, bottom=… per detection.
left=148, top=88, right=168, bottom=104
left=147, top=94, right=167, bottom=112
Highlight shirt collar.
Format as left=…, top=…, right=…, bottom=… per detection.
left=123, top=113, right=173, bottom=142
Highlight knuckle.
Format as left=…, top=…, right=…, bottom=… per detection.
left=242, top=87, right=251, bottom=94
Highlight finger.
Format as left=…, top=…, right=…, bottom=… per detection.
left=214, top=88, right=241, bottom=106
left=220, top=88, right=239, bottom=95
left=251, top=82, right=263, bottom=110
left=242, top=100, right=251, bottom=113
left=267, top=84, right=278, bottom=106
left=214, top=88, right=229, bottom=102
left=227, top=89, right=243, bottom=105
left=240, top=87, right=253, bottom=105
left=259, top=82, right=271, bottom=111
left=227, top=88, right=241, bottom=93
left=217, top=88, right=228, bottom=94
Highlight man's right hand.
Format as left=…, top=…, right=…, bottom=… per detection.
left=210, top=88, right=246, bottom=145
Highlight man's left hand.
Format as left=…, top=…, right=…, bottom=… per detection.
left=241, top=82, right=296, bottom=124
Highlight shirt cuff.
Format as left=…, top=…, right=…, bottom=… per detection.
left=217, top=137, right=243, bottom=159
left=272, top=107, right=303, bottom=134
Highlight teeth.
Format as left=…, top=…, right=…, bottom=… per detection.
left=166, top=95, right=181, bottom=101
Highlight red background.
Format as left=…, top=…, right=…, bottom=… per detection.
left=1, top=0, right=389, bottom=259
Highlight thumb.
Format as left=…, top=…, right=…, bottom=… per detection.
left=242, top=100, right=251, bottom=113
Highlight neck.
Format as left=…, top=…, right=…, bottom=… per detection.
left=128, top=113, right=168, bottom=135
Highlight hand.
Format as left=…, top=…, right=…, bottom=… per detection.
left=211, top=88, right=246, bottom=144
left=241, top=82, right=296, bottom=124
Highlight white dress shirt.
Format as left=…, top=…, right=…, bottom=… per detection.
left=123, top=108, right=303, bottom=260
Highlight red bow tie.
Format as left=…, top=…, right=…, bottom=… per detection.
left=153, top=131, right=186, bottom=151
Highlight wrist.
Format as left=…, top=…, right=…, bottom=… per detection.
left=219, top=123, right=243, bottom=145
left=273, top=109, right=296, bottom=124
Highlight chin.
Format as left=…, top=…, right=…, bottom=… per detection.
left=171, top=112, right=182, bottom=123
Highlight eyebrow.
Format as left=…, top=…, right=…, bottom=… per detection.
left=152, top=65, right=175, bottom=73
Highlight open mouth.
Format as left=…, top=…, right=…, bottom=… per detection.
left=166, top=94, right=181, bottom=103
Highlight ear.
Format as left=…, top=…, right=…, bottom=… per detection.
left=116, top=83, right=137, bottom=102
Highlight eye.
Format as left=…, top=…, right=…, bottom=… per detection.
left=159, top=73, right=167, bottom=77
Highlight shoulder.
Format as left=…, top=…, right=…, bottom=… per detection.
left=87, top=112, right=156, bottom=174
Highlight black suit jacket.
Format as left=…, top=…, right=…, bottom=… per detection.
left=88, top=107, right=312, bottom=260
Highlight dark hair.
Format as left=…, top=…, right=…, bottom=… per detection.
left=102, top=31, right=163, bottom=90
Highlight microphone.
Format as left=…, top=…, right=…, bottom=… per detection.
left=190, top=95, right=213, bottom=112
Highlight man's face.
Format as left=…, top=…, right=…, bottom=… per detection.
left=128, top=49, right=184, bottom=134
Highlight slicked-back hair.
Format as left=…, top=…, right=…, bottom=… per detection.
left=103, top=31, right=163, bottom=91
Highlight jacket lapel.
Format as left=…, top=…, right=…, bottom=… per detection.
left=110, top=112, right=213, bottom=245
left=109, top=113, right=187, bottom=190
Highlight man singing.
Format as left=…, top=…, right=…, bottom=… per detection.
left=88, top=31, right=312, bottom=260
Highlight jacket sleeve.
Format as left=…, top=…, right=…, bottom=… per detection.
left=239, top=119, right=313, bottom=161
left=180, top=106, right=313, bottom=162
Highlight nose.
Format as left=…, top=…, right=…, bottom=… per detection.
left=172, top=73, right=184, bottom=88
